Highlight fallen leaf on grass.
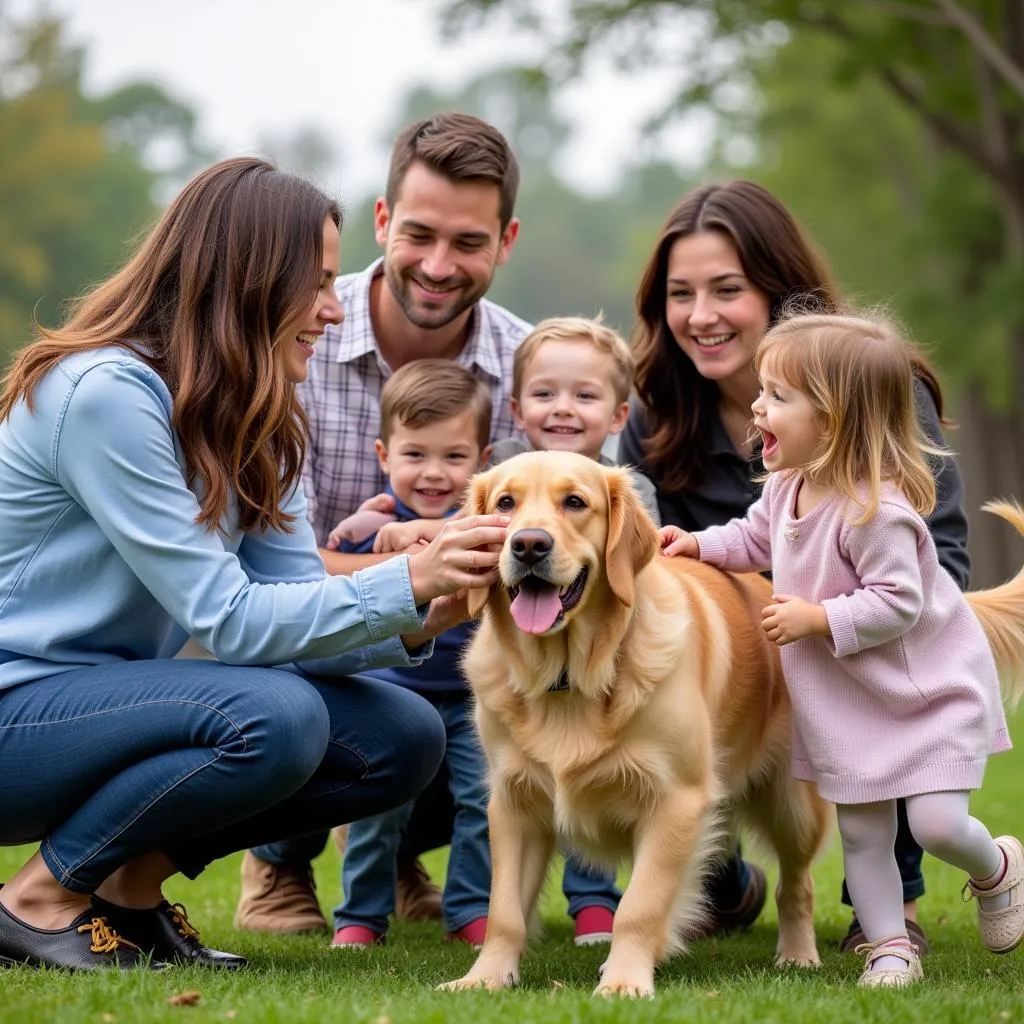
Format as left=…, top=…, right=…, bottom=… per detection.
left=167, top=991, right=202, bottom=1007
left=551, top=980, right=564, bottom=989
left=225, top=1013, right=237, bottom=1020
left=706, top=990, right=720, bottom=998
left=101, top=1015, right=115, bottom=1022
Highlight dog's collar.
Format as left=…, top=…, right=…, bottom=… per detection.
left=547, top=668, right=570, bottom=693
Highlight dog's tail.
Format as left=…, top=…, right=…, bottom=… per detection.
left=966, top=500, right=1024, bottom=709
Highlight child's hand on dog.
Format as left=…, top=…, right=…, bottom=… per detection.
left=658, top=525, right=699, bottom=558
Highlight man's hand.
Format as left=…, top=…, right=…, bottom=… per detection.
left=761, top=594, right=830, bottom=646
left=658, top=525, right=699, bottom=558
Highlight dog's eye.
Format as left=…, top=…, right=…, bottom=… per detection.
left=496, top=494, right=516, bottom=512
left=564, top=494, right=588, bottom=510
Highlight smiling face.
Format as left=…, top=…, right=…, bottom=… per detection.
left=751, top=355, right=825, bottom=474
left=278, top=217, right=344, bottom=385
left=511, top=339, right=630, bottom=461
left=375, top=409, right=488, bottom=519
left=664, top=230, right=772, bottom=389
left=375, top=161, right=519, bottom=332
left=466, top=451, right=658, bottom=637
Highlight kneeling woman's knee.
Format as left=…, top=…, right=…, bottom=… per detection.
left=384, top=688, right=446, bottom=794
left=238, top=673, right=331, bottom=787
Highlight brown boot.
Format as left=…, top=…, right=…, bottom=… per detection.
left=394, top=858, right=443, bottom=922
left=233, top=852, right=329, bottom=934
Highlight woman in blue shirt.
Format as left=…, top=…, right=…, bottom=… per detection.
left=0, top=157, right=506, bottom=972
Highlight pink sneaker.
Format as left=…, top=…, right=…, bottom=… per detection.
left=574, top=905, right=615, bottom=946
left=331, top=925, right=385, bottom=949
left=446, top=916, right=487, bottom=947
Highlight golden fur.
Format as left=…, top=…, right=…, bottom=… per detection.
left=442, top=453, right=1024, bottom=998
left=441, top=450, right=830, bottom=998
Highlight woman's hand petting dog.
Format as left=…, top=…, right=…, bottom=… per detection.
left=406, top=514, right=510, bottom=604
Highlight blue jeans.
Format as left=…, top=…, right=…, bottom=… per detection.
left=336, top=692, right=490, bottom=934
left=0, top=660, right=445, bottom=892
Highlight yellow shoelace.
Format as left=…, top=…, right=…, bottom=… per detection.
left=77, top=916, right=139, bottom=954
left=169, top=902, right=201, bottom=940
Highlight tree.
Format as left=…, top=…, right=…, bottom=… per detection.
left=441, top=0, right=1024, bottom=584
left=0, top=11, right=205, bottom=366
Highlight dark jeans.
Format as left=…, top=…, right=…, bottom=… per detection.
left=0, top=660, right=445, bottom=893
left=337, top=692, right=490, bottom=933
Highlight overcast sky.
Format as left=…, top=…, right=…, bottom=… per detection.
left=15, top=0, right=707, bottom=199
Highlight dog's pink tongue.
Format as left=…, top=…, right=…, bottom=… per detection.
left=510, top=585, right=562, bottom=634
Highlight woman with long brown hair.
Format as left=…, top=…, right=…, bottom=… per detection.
left=0, top=157, right=506, bottom=972
left=620, top=179, right=970, bottom=954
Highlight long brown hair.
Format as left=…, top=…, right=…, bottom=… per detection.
left=631, top=180, right=945, bottom=493
left=0, top=157, right=341, bottom=533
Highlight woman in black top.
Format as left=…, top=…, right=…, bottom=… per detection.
left=620, top=180, right=969, bottom=953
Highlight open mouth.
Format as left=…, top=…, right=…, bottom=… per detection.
left=759, top=428, right=779, bottom=458
left=507, top=566, right=589, bottom=635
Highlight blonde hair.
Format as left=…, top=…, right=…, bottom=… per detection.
left=379, top=359, right=492, bottom=450
left=755, top=313, right=948, bottom=525
left=512, top=316, right=634, bottom=405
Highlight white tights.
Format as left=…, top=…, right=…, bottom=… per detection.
left=837, top=792, right=1004, bottom=967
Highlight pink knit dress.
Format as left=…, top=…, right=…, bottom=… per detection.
left=694, top=473, right=1011, bottom=804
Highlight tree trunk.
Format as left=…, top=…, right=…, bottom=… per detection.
left=955, top=359, right=1024, bottom=589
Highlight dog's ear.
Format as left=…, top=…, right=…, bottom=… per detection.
left=464, top=470, right=495, bottom=619
left=604, top=468, right=659, bottom=607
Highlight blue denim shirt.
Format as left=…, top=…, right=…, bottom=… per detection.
left=0, top=347, right=433, bottom=689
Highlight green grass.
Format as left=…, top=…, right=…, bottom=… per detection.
left=2, top=709, right=1023, bottom=1023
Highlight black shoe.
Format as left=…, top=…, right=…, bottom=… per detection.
left=838, top=915, right=930, bottom=955
left=684, top=862, right=768, bottom=940
left=92, top=898, right=247, bottom=970
left=0, top=901, right=169, bottom=971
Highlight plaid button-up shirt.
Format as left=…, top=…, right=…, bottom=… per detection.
left=297, top=258, right=530, bottom=545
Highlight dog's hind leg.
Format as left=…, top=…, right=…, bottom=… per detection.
left=744, top=772, right=830, bottom=967
left=439, top=789, right=553, bottom=992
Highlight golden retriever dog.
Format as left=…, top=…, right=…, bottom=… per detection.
left=441, top=450, right=1024, bottom=999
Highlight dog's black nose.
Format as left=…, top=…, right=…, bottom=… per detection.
left=510, top=528, right=553, bottom=566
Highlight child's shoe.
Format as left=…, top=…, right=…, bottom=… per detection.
left=445, top=916, right=487, bottom=947
left=963, top=835, right=1024, bottom=954
left=855, top=935, right=923, bottom=988
left=574, top=905, right=615, bottom=947
left=331, top=925, right=385, bottom=949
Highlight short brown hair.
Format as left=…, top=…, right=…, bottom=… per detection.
left=385, top=112, right=520, bottom=229
left=380, top=359, right=492, bottom=450
left=513, top=316, right=634, bottom=405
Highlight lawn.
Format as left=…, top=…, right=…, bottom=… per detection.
left=2, top=708, right=1022, bottom=1024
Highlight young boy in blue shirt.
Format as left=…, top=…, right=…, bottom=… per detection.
left=329, top=359, right=494, bottom=947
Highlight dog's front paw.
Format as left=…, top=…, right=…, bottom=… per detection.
left=438, top=967, right=518, bottom=992
left=593, top=971, right=655, bottom=999
left=593, top=974, right=655, bottom=999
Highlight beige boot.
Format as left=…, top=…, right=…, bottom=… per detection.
left=233, top=852, right=329, bottom=934
left=395, top=858, right=443, bottom=922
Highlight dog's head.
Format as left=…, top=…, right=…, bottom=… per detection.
left=464, top=451, right=659, bottom=634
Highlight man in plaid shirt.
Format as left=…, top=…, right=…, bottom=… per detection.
left=234, top=112, right=621, bottom=949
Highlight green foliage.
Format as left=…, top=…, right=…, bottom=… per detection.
left=0, top=11, right=204, bottom=367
